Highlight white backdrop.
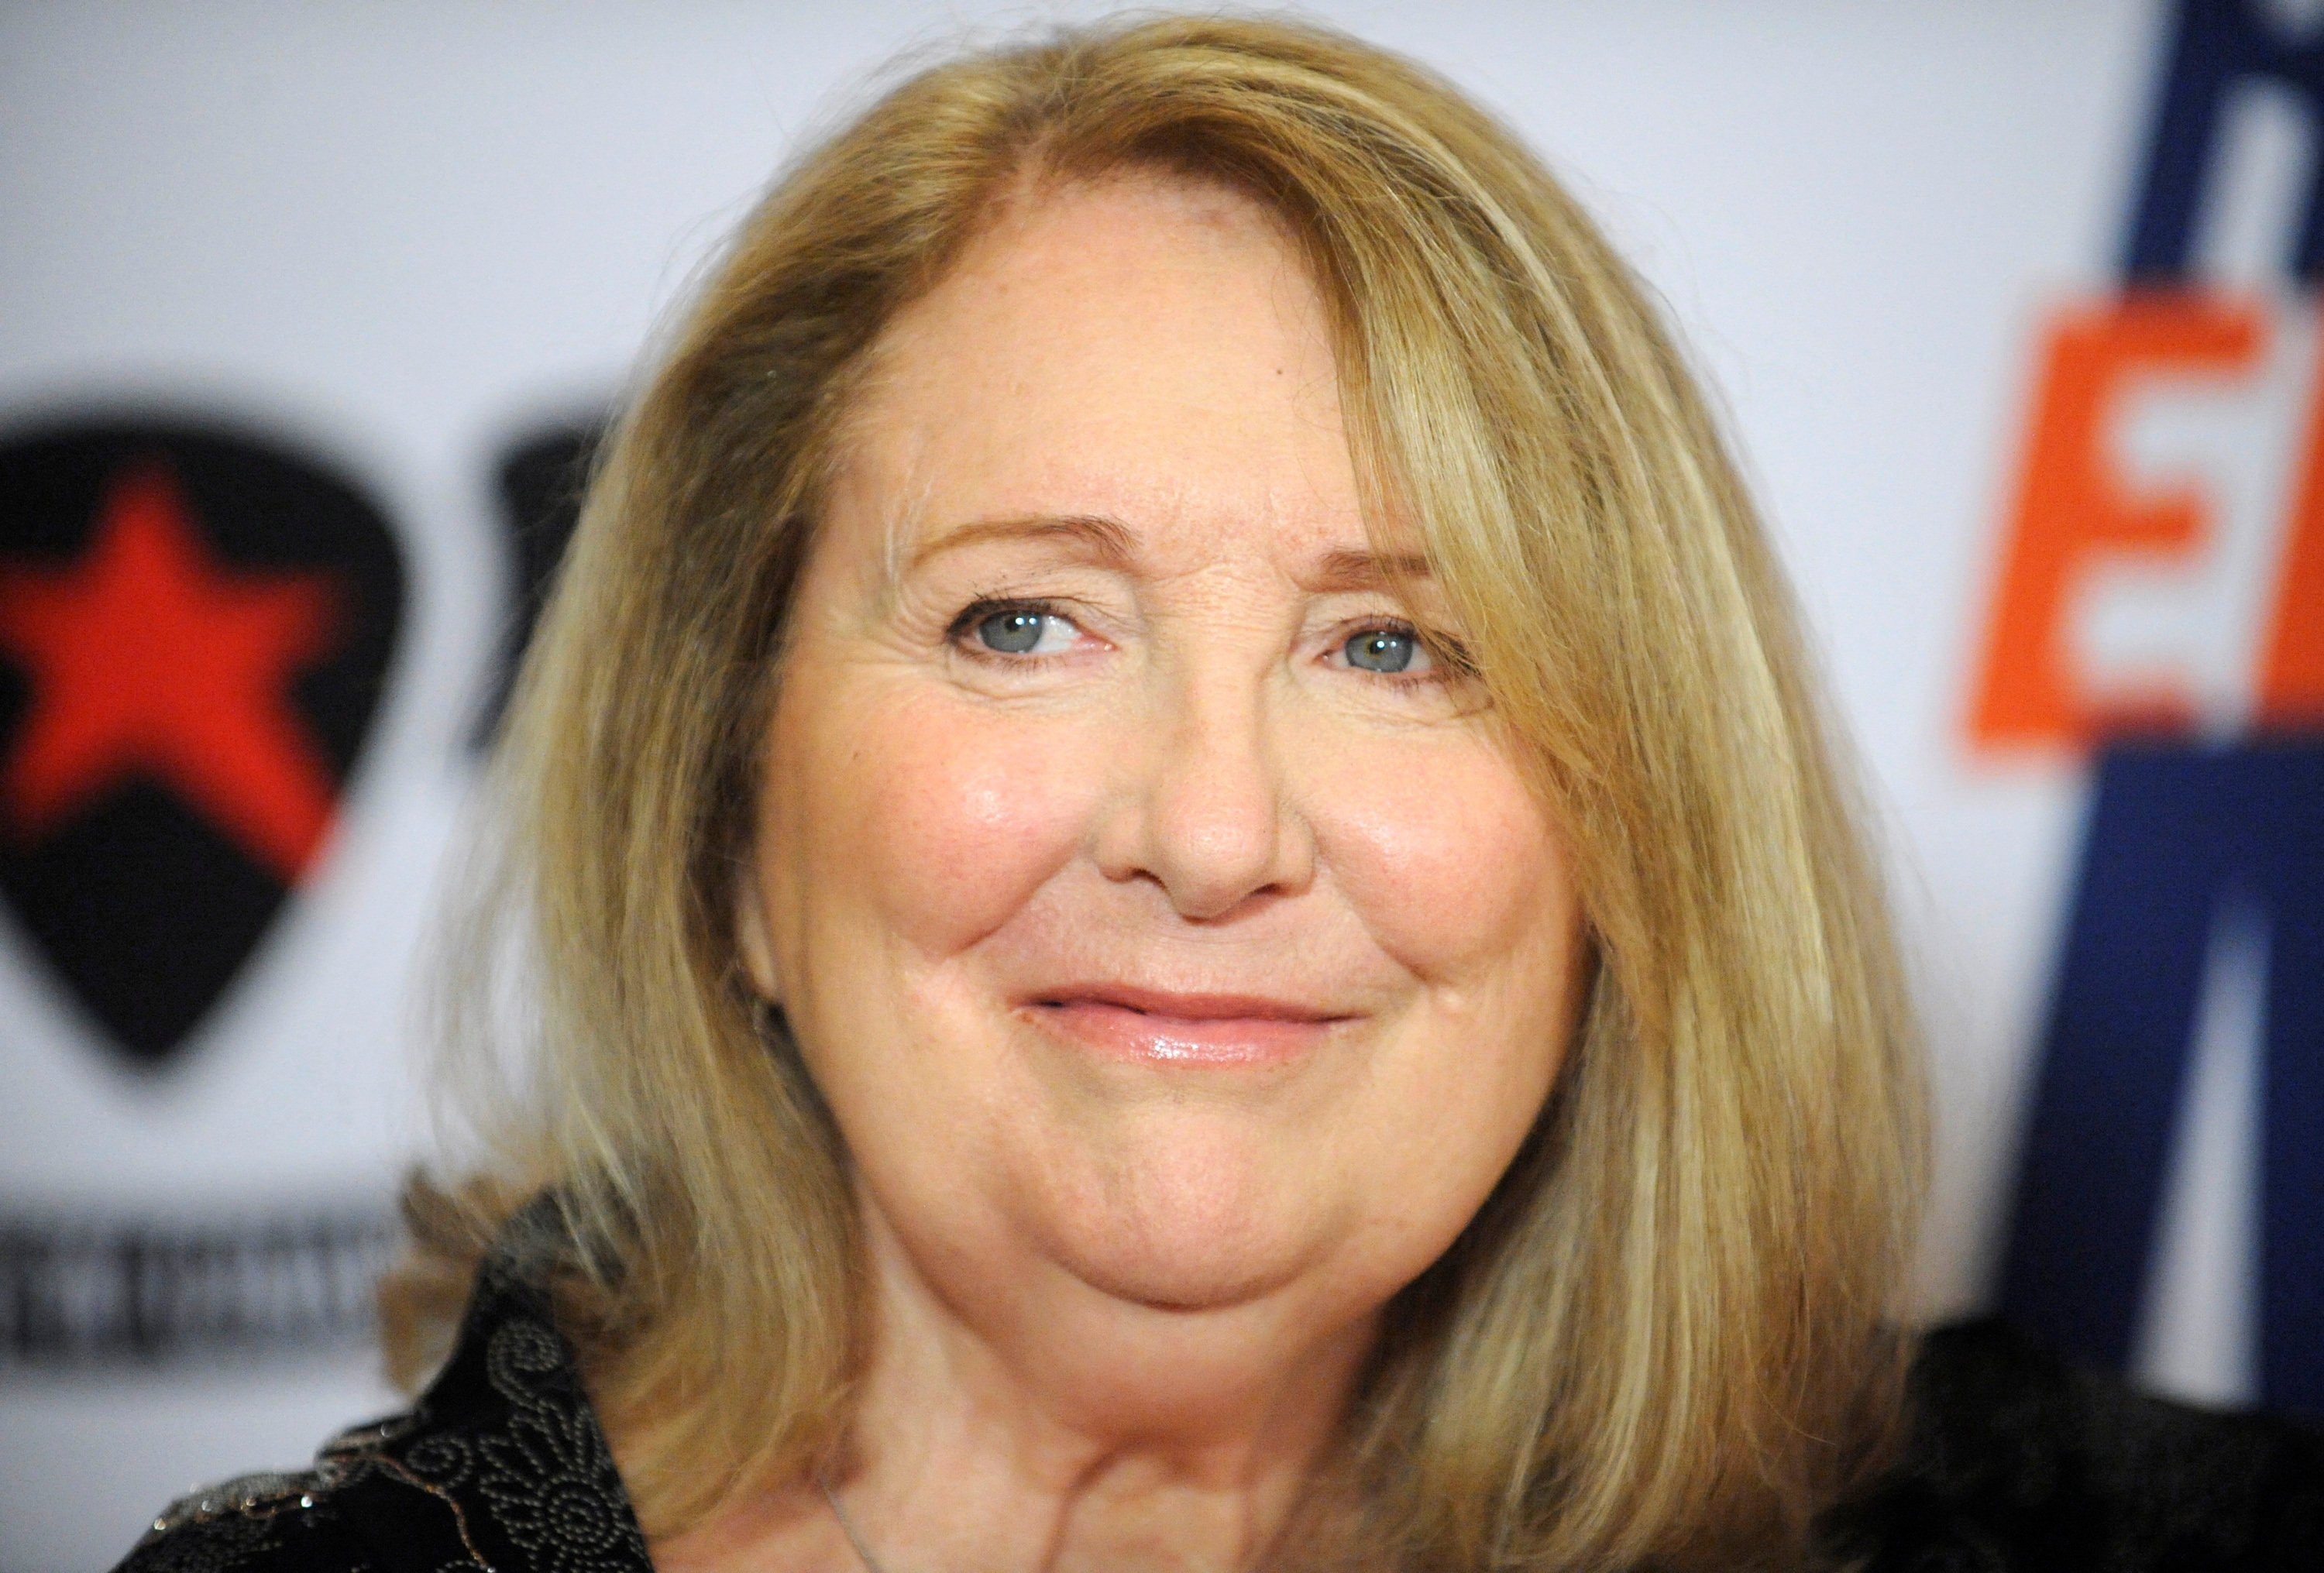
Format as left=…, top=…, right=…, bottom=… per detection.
left=2, top=3, right=2309, bottom=1567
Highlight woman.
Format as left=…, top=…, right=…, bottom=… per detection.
left=121, top=15, right=2320, bottom=1573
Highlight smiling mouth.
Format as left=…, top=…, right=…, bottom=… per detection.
left=1023, top=984, right=1353, bottom=1068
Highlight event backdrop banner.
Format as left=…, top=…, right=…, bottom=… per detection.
left=2, top=2, right=2317, bottom=1567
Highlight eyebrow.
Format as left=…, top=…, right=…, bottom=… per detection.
left=1312, top=548, right=1434, bottom=592
left=905, top=513, right=1136, bottom=572
left=899, top=514, right=1434, bottom=592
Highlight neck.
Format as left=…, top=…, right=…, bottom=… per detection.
left=651, top=1198, right=1382, bottom=1573
left=829, top=1203, right=1378, bottom=1571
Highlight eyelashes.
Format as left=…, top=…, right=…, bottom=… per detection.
left=946, top=596, right=1085, bottom=658
left=944, top=595, right=1470, bottom=688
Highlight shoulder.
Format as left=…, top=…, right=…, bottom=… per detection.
left=115, top=1199, right=653, bottom=1573
left=112, top=1418, right=471, bottom=1573
left=1824, top=1317, right=2324, bottom=1571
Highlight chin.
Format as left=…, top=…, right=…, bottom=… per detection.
left=1024, top=1137, right=1345, bottom=1314
left=1053, top=1232, right=1305, bottom=1313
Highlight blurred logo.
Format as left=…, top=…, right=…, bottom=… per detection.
left=2, top=1210, right=394, bottom=1365
left=0, top=421, right=403, bottom=1067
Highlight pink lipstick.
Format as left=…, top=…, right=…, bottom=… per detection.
left=1024, top=984, right=1347, bottom=1069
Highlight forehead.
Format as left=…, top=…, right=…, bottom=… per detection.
left=828, top=171, right=1370, bottom=568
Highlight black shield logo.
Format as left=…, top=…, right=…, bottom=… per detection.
left=475, top=417, right=602, bottom=748
left=0, top=419, right=404, bottom=1068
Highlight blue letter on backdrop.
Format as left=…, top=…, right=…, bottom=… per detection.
left=1999, top=740, right=2324, bottom=1417
left=2124, top=0, right=2324, bottom=283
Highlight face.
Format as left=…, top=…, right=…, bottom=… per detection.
left=740, top=173, right=1585, bottom=1337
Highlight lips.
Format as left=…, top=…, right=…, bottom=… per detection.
left=1022, top=983, right=1351, bottom=1068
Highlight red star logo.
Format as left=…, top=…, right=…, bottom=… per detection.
left=0, top=462, right=345, bottom=880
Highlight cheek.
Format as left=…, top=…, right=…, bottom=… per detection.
left=1313, top=730, right=1573, bottom=994
left=1305, top=735, right=1578, bottom=1280
left=765, top=681, right=1103, bottom=966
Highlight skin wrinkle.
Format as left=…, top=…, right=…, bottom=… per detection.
left=683, top=172, right=1586, bottom=1571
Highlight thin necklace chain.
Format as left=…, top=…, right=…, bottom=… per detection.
left=820, top=1478, right=895, bottom=1573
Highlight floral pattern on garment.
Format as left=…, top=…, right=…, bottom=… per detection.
left=115, top=1202, right=651, bottom=1573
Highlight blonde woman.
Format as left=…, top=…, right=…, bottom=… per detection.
left=120, top=15, right=2322, bottom=1573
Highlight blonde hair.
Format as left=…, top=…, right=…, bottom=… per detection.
left=389, top=15, right=1926, bottom=1570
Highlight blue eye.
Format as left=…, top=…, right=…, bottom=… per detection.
left=1344, top=627, right=1420, bottom=674
left=975, top=608, right=1053, bottom=654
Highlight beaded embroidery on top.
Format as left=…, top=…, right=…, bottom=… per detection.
left=116, top=1201, right=654, bottom=1573
left=146, top=1472, right=318, bottom=1537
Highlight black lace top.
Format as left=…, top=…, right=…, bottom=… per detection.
left=114, top=1219, right=2324, bottom=1573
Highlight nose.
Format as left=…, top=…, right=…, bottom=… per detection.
left=1092, top=663, right=1316, bottom=921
